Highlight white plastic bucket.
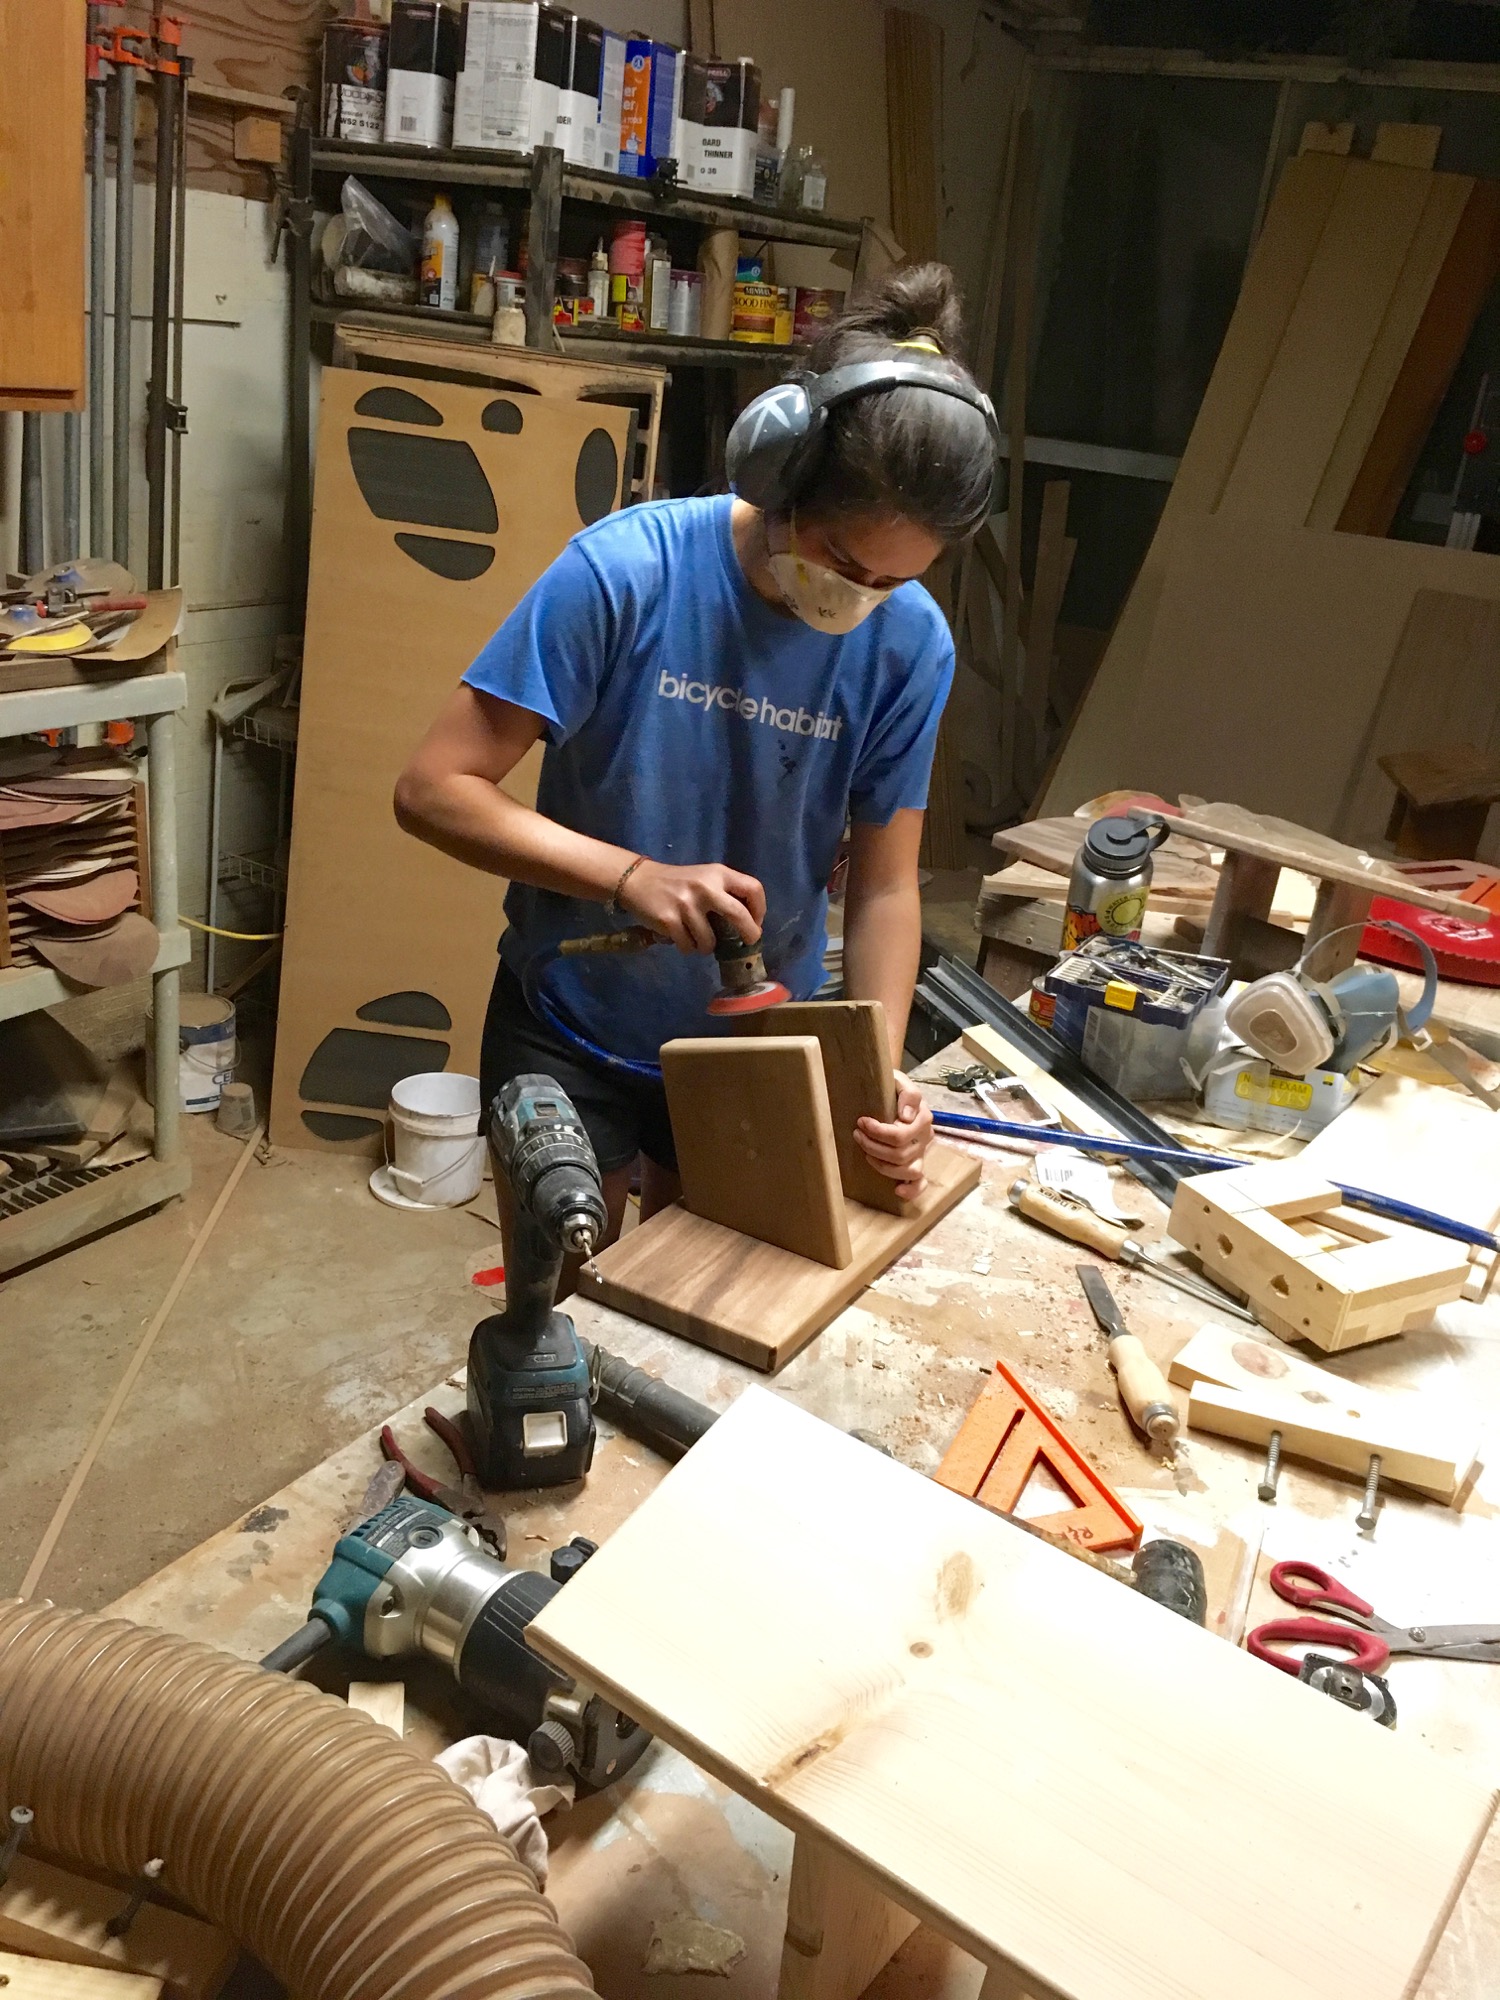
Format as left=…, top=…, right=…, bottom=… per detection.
left=388, top=1071, right=484, bottom=1206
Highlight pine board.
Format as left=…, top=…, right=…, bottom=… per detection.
left=1297, top=1073, right=1500, bottom=1234
left=578, top=1142, right=980, bottom=1371
left=1116, top=518, right=1500, bottom=833
left=1216, top=161, right=1438, bottom=527
left=527, top=1387, right=1498, bottom=2000
left=742, top=1000, right=905, bottom=1215
left=1186, top=1379, right=1472, bottom=1501
left=1337, top=589, right=1500, bottom=845
left=661, top=1037, right=852, bottom=1268
left=0, top=0, right=85, bottom=407
left=0, top=1957, right=160, bottom=2000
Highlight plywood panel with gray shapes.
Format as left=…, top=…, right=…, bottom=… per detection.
left=271, top=367, right=635, bottom=1151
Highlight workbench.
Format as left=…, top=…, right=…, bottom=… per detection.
left=112, top=1045, right=1500, bottom=2000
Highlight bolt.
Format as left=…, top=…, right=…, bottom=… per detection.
left=106, top=1857, right=164, bottom=1938
left=1257, top=1429, right=1283, bottom=1504
left=1357, top=1453, right=1383, bottom=1534
left=0, top=1807, right=33, bottom=1888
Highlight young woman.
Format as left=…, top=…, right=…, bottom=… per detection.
left=395, top=261, right=997, bottom=1250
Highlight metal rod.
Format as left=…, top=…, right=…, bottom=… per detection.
left=1257, top=1429, right=1282, bottom=1504
left=63, top=413, right=82, bottom=558
left=145, top=708, right=180, bottom=1164
left=169, top=53, right=190, bottom=587
left=929, top=1109, right=1500, bottom=1254
left=0, top=1806, right=33, bottom=1890
left=1357, top=1454, right=1382, bottom=1534
left=19, top=414, right=45, bottom=575
left=112, top=58, right=137, bottom=567
left=146, top=60, right=177, bottom=589
left=105, top=1857, right=164, bottom=1938
left=285, top=123, right=313, bottom=623
left=89, top=74, right=109, bottom=555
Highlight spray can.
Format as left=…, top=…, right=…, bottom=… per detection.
left=1061, top=815, right=1170, bottom=952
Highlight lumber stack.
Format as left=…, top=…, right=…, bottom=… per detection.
left=1043, top=148, right=1500, bottom=831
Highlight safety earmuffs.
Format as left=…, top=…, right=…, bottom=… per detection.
left=724, top=349, right=1001, bottom=516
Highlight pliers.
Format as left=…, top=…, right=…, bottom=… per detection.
left=377, top=1408, right=508, bottom=1561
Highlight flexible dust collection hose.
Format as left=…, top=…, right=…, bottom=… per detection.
left=0, top=1599, right=596, bottom=2000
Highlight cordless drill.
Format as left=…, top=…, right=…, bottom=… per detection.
left=467, top=1075, right=607, bottom=1489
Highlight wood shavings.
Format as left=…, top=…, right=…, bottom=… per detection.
left=642, top=1919, right=747, bottom=1977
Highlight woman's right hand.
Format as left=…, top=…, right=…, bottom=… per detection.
left=619, top=860, right=766, bottom=955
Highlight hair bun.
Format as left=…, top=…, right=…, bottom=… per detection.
left=840, top=262, right=967, bottom=362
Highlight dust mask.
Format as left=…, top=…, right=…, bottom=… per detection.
left=767, top=518, right=894, bottom=634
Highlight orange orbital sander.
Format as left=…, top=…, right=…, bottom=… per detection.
left=559, top=911, right=789, bottom=1017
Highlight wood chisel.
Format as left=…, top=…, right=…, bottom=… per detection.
left=1076, top=1263, right=1182, bottom=1449
left=1008, top=1178, right=1256, bottom=1322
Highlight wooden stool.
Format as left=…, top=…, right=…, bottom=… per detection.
left=1380, top=746, right=1500, bottom=862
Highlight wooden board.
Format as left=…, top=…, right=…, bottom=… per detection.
left=332, top=325, right=667, bottom=498
left=0, top=0, right=84, bottom=408
left=661, top=1037, right=852, bottom=1269
left=1337, top=590, right=1500, bottom=845
left=1040, top=155, right=1498, bottom=818
left=1116, top=519, right=1500, bottom=835
left=1186, top=1379, right=1472, bottom=1502
left=1216, top=161, right=1439, bottom=528
left=1373, top=124, right=1443, bottom=171
left=1165, top=802, right=1478, bottom=916
left=527, top=1387, right=1498, bottom=2000
left=579, top=1142, right=980, bottom=1371
left=0, top=1956, right=160, bottom=2000
left=1297, top=1073, right=1500, bottom=1234
left=990, top=816, right=1218, bottom=897
left=0, top=1856, right=235, bottom=2000
left=742, top=1000, right=905, bottom=1215
left=270, top=369, right=634, bottom=1153
left=1170, top=1323, right=1480, bottom=1500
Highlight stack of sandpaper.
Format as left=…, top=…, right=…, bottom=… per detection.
left=0, top=753, right=156, bottom=985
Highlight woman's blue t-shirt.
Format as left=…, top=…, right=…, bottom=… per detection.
left=461, top=493, right=954, bottom=1064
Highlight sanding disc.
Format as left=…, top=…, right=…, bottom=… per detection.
left=33, top=912, right=158, bottom=988
left=1362, top=894, right=1500, bottom=987
left=706, top=979, right=791, bottom=1017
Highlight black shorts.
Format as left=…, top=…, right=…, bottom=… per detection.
left=478, top=958, right=678, bottom=1176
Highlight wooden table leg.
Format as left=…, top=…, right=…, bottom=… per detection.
left=1303, top=880, right=1375, bottom=979
left=778, top=1833, right=918, bottom=2000
left=1200, top=852, right=1280, bottom=971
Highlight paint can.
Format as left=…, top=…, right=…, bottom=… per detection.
left=321, top=19, right=387, bottom=144
left=386, top=1071, right=484, bottom=1207
left=145, top=993, right=237, bottom=1115
left=731, top=278, right=779, bottom=344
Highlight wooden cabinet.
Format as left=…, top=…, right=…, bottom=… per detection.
left=0, top=0, right=86, bottom=410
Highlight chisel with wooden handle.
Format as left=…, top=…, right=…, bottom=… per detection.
left=1009, top=1179, right=1257, bottom=1322
left=1076, top=1263, right=1181, bottom=1449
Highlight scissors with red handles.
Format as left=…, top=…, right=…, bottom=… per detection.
left=1247, top=1559, right=1500, bottom=1674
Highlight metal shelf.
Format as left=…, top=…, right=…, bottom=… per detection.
left=218, top=853, right=285, bottom=894
left=232, top=705, right=298, bottom=753
left=310, top=139, right=864, bottom=252
left=313, top=299, right=800, bottom=370
left=0, top=669, right=187, bottom=738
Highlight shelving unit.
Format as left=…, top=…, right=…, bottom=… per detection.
left=298, top=135, right=880, bottom=402
left=0, top=668, right=191, bottom=1272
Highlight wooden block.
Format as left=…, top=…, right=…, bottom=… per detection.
left=1186, top=1380, right=1470, bottom=1502
left=1300, top=120, right=1354, bottom=156
left=1373, top=123, right=1442, bottom=171
left=661, top=1037, right=851, bottom=1268
left=348, top=1679, right=405, bottom=1734
left=779, top=1833, right=917, bottom=2000
left=1169, top=1164, right=1470, bottom=1353
left=0, top=0, right=85, bottom=408
left=0, top=1953, right=160, bottom=2000
left=231, top=114, right=283, bottom=165
left=580, top=1141, right=980, bottom=1371
left=0, top=1856, right=236, bottom=2000
left=743, top=1001, right=904, bottom=1215
left=527, top=1387, right=1498, bottom=2000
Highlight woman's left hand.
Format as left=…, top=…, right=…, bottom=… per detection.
left=854, top=1072, right=933, bottom=1200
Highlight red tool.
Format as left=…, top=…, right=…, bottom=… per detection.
left=935, top=1356, right=1143, bottom=1553
left=1247, top=1558, right=1500, bottom=1674
left=1361, top=868, right=1500, bottom=987
left=558, top=911, right=789, bottom=1017
left=378, top=1410, right=508, bottom=1558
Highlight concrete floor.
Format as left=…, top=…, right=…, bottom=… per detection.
left=1, top=1110, right=498, bottom=1608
